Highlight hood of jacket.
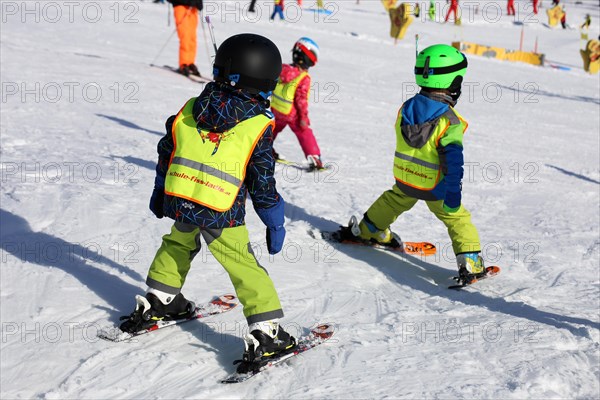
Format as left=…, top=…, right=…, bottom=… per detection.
left=399, top=92, right=455, bottom=148
left=192, top=82, right=268, bottom=133
left=401, top=92, right=451, bottom=126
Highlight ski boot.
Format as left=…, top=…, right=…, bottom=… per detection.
left=307, top=155, right=325, bottom=171
left=176, top=64, right=191, bottom=77
left=455, top=252, right=487, bottom=286
left=187, top=64, right=201, bottom=77
left=176, top=64, right=202, bottom=78
left=119, top=289, right=196, bottom=333
left=336, top=215, right=403, bottom=250
left=235, top=320, right=297, bottom=374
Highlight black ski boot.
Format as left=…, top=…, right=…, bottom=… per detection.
left=187, top=64, right=201, bottom=77
left=235, top=321, right=297, bottom=373
left=119, top=292, right=196, bottom=333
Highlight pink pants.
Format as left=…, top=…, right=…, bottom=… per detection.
left=272, top=111, right=321, bottom=157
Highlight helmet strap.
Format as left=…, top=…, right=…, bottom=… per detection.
left=448, top=76, right=463, bottom=103
left=422, top=56, right=431, bottom=79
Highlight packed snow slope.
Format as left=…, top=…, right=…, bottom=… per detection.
left=1, top=0, right=599, bottom=398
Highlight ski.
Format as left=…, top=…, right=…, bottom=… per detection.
left=98, top=294, right=238, bottom=342
left=317, top=228, right=436, bottom=257
left=448, top=266, right=501, bottom=290
left=276, top=158, right=330, bottom=172
left=221, top=323, right=335, bottom=384
left=150, top=64, right=213, bottom=84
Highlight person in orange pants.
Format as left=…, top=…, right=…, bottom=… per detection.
left=168, top=0, right=203, bottom=77
left=445, top=0, right=459, bottom=23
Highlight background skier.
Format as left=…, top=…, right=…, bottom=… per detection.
left=167, top=0, right=204, bottom=77
left=271, top=37, right=325, bottom=170
left=445, top=0, right=460, bottom=23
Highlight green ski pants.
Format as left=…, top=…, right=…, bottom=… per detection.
left=365, top=185, right=481, bottom=254
left=147, top=222, right=283, bottom=325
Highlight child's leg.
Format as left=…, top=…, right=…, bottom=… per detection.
left=288, top=121, right=321, bottom=157
left=425, top=200, right=481, bottom=254
left=146, top=222, right=201, bottom=294
left=201, top=226, right=283, bottom=324
left=364, top=185, right=419, bottom=231
left=271, top=5, right=283, bottom=20
left=272, top=115, right=289, bottom=141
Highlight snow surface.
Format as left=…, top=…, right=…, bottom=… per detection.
left=1, top=0, right=599, bottom=398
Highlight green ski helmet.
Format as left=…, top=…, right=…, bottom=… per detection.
left=414, top=44, right=468, bottom=92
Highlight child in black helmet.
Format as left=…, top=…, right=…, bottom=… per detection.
left=120, top=34, right=296, bottom=368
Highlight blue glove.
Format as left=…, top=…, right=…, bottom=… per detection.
left=255, top=197, right=286, bottom=255
left=443, top=190, right=461, bottom=213
left=149, top=175, right=165, bottom=219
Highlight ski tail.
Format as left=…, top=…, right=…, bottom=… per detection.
left=220, top=323, right=335, bottom=383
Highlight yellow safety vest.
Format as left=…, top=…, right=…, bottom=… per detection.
left=165, top=98, right=274, bottom=212
left=271, top=72, right=308, bottom=115
left=393, top=107, right=467, bottom=192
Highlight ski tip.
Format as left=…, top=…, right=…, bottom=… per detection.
left=311, top=323, right=335, bottom=340
left=401, top=241, right=436, bottom=256
left=210, top=294, right=239, bottom=310
left=487, top=266, right=501, bottom=275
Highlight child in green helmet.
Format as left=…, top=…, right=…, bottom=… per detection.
left=339, top=44, right=487, bottom=285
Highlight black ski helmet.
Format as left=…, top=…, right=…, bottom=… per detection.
left=213, top=33, right=282, bottom=95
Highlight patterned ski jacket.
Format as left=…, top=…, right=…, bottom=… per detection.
left=155, top=82, right=280, bottom=228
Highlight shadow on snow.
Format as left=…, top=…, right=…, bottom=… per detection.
left=96, top=113, right=164, bottom=136
left=285, top=202, right=599, bottom=339
left=0, top=209, right=144, bottom=319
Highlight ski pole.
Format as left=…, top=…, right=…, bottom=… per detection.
left=199, top=10, right=212, bottom=69
left=150, top=28, right=178, bottom=66
left=415, top=34, right=419, bottom=57
left=150, top=7, right=193, bottom=67
left=205, top=15, right=218, bottom=54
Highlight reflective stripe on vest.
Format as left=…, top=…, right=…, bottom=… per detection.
left=270, top=71, right=308, bottom=115
left=165, top=98, right=274, bottom=212
left=393, top=108, right=465, bottom=191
